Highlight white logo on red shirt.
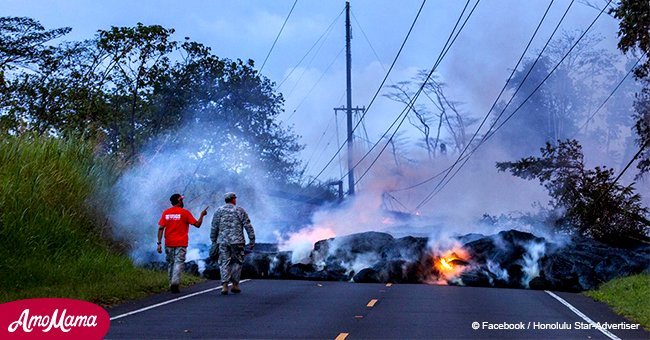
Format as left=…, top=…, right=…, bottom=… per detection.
left=165, top=214, right=181, bottom=221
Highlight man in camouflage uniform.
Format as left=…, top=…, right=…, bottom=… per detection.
left=210, top=192, right=255, bottom=295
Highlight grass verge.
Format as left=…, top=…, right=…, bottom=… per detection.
left=0, top=252, right=204, bottom=307
left=0, top=135, right=203, bottom=306
left=584, top=273, right=650, bottom=330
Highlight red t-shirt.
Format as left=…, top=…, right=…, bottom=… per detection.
left=158, top=206, right=198, bottom=247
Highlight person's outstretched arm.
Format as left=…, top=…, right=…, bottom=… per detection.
left=192, top=207, right=209, bottom=228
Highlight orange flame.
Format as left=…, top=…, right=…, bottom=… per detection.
left=431, top=247, right=469, bottom=284
left=439, top=257, right=454, bottom=271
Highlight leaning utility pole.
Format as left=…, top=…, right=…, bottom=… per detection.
left=345, top=0, right=354, bottom=195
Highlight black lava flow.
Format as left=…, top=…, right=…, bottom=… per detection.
left=144, top=230, right=649, bottom=292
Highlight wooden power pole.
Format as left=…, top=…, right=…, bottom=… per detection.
left=333, top=2, right=363, bottom=196
left=345, top=1, right=355, bottom=195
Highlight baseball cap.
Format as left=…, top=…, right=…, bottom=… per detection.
left=224, top=192, right=237, bottom=200
left=170, top=193, right=184, bottom=204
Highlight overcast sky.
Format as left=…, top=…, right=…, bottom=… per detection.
left=4, top=0, right=623, bottom=182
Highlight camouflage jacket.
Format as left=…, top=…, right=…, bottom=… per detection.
left=210, top=203, right=255, bottom=245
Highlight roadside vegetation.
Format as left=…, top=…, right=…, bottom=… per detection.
left=0, top=17, right=331, bottom=305
left=497, top=140, right=649, bottom=247
left=0, top=135, right=202, bottom=305
left=585, top=274, right=650, bottom=330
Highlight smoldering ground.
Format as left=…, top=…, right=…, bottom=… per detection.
left=101, top=12, right=647, bottom=288
left=103, top=104, right=649, bottom=293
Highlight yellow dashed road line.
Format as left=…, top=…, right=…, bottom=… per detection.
left=339, top=291, right=388, bottom=338
left=335, top=332, right=349, bottom=340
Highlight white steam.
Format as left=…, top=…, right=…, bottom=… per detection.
left=487, top=260, right=510, bottom=282
left=277, top=227, right=336, bottom=264
left=521, top=241, right=547, bottom=287
left=108, top=117, right=305, bottom=264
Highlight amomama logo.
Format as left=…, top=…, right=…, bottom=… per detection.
left=0, top=298, right=109, bottom=339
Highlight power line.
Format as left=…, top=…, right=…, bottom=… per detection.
left=286, top=46, right=346, bottom=121
left=391, top=0, right=562, bottom=195
left=335, top=107, right=344, bottom=178
left=353, top=0, right=480, bottom=187
left=416, top=0, right=612, bottom=210
left=352, top=10, right=401, bottom=150
left=282, top=0, right=436, bottom=208
left=272, top=92, right=346, bottom=212
left=358, top=110, right=372, bottom=149
left=606, top=139, right=650, bottom=198
left=285, top=25, right=341, bottom=99
left=276, top=7, right=344, bottom=90
left=304, top=0, right=429, bottom=188
left=577, top=53, right=645, bottom=134
left=351, top=10, right=394, bottom=82
left=303, top=115, right=336, bottom=170
left=414, top=0, right=577, bottom=209
left=418, top=1, right=604, bottom=209
left=259, top=0, right=298, bottom=73
left=384, top=192, right=412, bottom=212
left=301, top=90, right=347, bottom=176
left=480, top=2, right=610, bottom=149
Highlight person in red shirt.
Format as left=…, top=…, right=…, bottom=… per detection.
left=157, top=193, right=208, bottom=293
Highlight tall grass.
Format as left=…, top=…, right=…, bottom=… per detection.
left=0, top=135, right=201, bottom=305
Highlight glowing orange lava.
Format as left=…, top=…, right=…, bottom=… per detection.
left=439, top=257, right=454, bottom=271
left=432, top=247, right=470, bottom=282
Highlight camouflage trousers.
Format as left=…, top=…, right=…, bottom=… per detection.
left=165, top=246, right=187, bottom=287
left=218, top=243, right=245, bottom=284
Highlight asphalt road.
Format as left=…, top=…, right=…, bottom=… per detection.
left=106, top=280, right=649, bottom=339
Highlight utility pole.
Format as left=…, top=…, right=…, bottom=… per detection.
left=332, top=2, right=360, bottom=196
left=345, top=1, right=354, bottom=195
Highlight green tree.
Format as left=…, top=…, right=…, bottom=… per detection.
left=493, top=57, right=567, bottom=157
left=97, top=23, right=177, bottom=158
left=610, top=0, right=650, bottom=175
left=611, top=0, right=650, bottom=80
left=153, top=41, right=304, bottom=183
left=633, top=86, right=650, bottom=173
left=0, top=17, right=70, bottom=76
left=497, top=139, right=649, bottom=246
left=494, top=31, right=631, bottom=159
left=1, top=18, right=306, bottom=185
left=0, top=17, right=71, bottom=133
